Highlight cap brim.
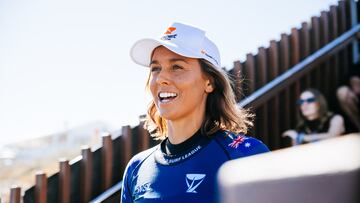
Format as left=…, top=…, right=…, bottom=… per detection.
left=130, top=38, right=203, bottom=67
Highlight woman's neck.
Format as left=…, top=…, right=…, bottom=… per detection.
left=166, top=114, right=205, bottom=144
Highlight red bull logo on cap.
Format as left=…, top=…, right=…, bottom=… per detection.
left=161, top=26, right=177, bottom=41
left=164, top=27, right=176, bottom=34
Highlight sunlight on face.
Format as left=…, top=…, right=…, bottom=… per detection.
left=149, top=46, right=212, bottom=122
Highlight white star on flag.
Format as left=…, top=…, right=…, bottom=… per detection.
left=244, top=142, right=251, bottom=148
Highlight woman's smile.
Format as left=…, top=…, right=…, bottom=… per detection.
left=158, top=91, right=178, bottom=104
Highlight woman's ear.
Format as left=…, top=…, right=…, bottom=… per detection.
left=205, top=79, right=214, bottom=93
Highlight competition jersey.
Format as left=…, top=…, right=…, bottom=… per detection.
left=121, top=130, right=269, bottom=203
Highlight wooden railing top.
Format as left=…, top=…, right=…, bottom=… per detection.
left=239, top=24, right=360, bottom=109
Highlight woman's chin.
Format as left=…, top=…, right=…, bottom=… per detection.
left=158, top=111, right=176, bottom=121
left=304, top=114, right=319, bottom=121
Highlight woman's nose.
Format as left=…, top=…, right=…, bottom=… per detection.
left=156, top=70, right=171, bottom=85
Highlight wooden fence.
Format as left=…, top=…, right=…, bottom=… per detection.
left=6, top=0, right=358, bottom=202
left=9, top=124, right=159, bottom=203
left=233, top=0, right=356, bottom=148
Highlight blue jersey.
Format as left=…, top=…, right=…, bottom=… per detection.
left=121, top=130, right=269, bottom=203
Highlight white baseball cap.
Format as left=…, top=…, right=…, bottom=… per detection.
left=130, top=22, right=221, bottom=69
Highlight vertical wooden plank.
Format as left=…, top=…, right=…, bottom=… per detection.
left=244, top=54, right=256, bottom=136
left=240, top=61, right=248, bottom=97
left=300, top=22, right=311, bottom=60
left=310, top=16, right=321, bottom=50
left=300, top=22, right=311, bottom=89
left=339, top=0, right=350, bottom=79
left=268, top=40, right=280, bottom=149
left=290, top=28, right=301, bottom=66
left=330, top=5, right=340, bottom=89
left=257, top=47, right=268, bottom=88
left=255, top=47, right=268, bottom=144
left=330, top=5, right=339, bottom=39
left=320, top=11, right=331, bottom=99
left=280, top=33, right=290, bottom=73
left=59, top=159, right=70, bottom=203
left=138, top=121, right=150, bottom=151
left=279, top=33, right=291, bottom=143
left=132, top=126, right=141, bottom=155
left=268, top=41, right=280, bottom=80
left=345, top=0, right=352, bottom=30
left=80, top=146, right=92, bottom=203
left=233, top=60, right=243, bottom=102
left=245, top=53, right=256, bottom=94
left=10, top=186, right=21, bottom=203
left=102, top=133, right=113, bottom=190
left=290, top=28, right=301, bottom=129
left=320, top=11, right=330, bottom=46
left=311, top=16, right=322, bottom=89
left=122, top=126, right=132, bottom=171
left=339, top=1, right=349, bottom=34
left=35, top=172, right=47, bottom=203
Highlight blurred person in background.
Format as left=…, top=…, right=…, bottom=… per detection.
left=336, top=68, right=360, bottom=132
left=121, top=22, right=269, bottom=203
left=283, top=88, right=345, bottom=146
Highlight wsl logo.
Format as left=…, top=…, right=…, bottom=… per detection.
left=185, top=174, right=206, bottom=193
left=133, top=182, right=152, bottom=200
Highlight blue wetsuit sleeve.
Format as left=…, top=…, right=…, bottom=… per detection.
left=120, top=146, right=157, bottom=203
left=222, top=133, right=270, bottom=159
left=243, top=138, right=269, bottom=156
left=121, top=163, right=133, bottom=203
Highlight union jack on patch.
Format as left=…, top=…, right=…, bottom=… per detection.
left=228, top=135, right=246, bottom=148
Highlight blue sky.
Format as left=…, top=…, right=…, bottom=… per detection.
left=0, top=0, right=338, bottom=146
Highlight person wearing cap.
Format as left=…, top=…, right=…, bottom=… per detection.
left=121, top=22, right=269, bottom=203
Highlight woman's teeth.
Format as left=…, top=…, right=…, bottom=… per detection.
left=159, top=92, right=178, bottom=103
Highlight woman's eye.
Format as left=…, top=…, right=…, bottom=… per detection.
left=150, top=66, right=161, bottom=72
left=172, top=65, right=183, bottom=70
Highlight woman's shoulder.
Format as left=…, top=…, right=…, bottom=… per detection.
left=326, top=113, right=345, bottom=127
left=213, top=130, right=270, bottom=159
left=124, top=145, right=159, bottom=172
left=330, top=114, right=344, bottom=122
left=329, top=114, right=345, bottom=129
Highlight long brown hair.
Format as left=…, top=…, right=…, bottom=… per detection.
left=144, top=59, right=253, bottom=140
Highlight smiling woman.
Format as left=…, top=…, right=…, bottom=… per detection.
left=121, top=22, right=269, bottom=203
left=149, top=47, right=211, bottom=143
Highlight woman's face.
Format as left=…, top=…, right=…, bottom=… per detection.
left=299, top=91, right=320, bottom=120
left=149, top=46, right=213, bottom=122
